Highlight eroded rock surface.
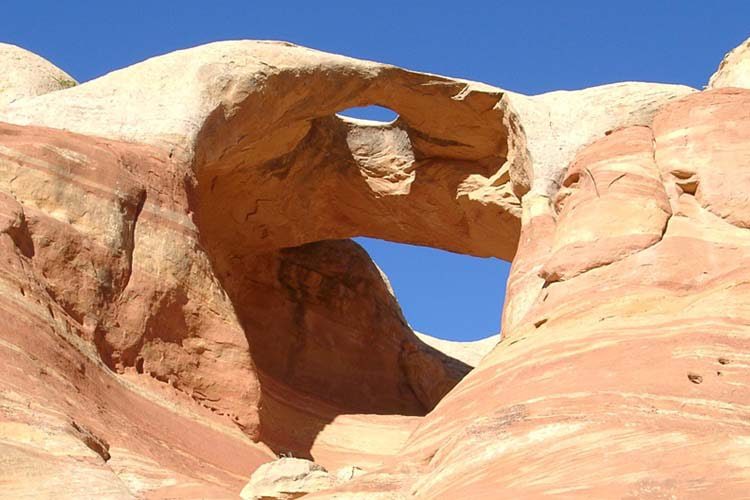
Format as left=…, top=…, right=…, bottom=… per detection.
left=365, top=85, right=750, bottom=499
left=1, top=36, right=749, bottom=499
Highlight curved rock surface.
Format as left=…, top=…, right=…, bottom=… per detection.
left=386, top=92, right=750, bottom=497
left=1, top=37, right=748, bottom=499
left=0, top=43, right=77, bottom=108
left=709, top=36, right=750, bottom=89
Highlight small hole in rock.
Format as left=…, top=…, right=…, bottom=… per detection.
left=562, top=172, right=581, bottom=188
left=679, top=180, right=698, bottom=195
left=687, top=372, right=703, bottom=384
left=135, top=357, right=144, bottom=374
left=337, top=105, right=399, bottom=123
left=534, top=318, right=548, bottom=328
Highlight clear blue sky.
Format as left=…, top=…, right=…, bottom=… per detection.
left=3, top=2, right=748, bottom=340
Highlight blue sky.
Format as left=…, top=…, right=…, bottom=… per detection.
left=3, top=2, right=748, bottom=340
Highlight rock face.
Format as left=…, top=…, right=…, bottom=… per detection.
left=380, top=85, right=750, bottom=499
left=0, top=43, right=77, bottom=108
left=709, top=36, right=750, bottom=89
left=1, top=36, right=749, bottom=499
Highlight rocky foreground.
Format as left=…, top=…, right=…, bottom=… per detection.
left=0, top=37, right=749, bottom=499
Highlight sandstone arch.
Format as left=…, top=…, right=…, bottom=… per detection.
left=4, top=38, right=744, bottom=499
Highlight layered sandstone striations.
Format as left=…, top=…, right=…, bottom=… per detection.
left=368, top=86, right=750, bottom=499
left=0, top=36, right=748, bottom=499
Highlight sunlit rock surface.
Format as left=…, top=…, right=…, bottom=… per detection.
left=0, top=43, right=77, bottom=108
left=709, top=36, right=750, bottom=89
left=1, top=37, right=749, bottom=499
left=415, top=332, right=500, bottom=367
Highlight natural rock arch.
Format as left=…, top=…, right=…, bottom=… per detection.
left=4, top=38, right=747, bottom=500
left=178, top=48, right=527, bottom=454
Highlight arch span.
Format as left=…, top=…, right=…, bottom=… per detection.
left=189, top=47, right=524, bottom=261
left=180, top=44, right=525, bottom=459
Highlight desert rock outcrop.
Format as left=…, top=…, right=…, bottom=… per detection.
left=240, top=458, right=336, bottom=500
left=0, top=43, right=77, bottom=108
left=1, top=36, right=749, bottom=499
left=709, top=36, right=750, bottom=89
left=374, top=86, right=750, bottom=498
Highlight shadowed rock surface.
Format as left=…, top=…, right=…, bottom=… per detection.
left=0, top=36, right=748, bottom=499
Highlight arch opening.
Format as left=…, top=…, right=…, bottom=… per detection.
left=207, top=235, right=509, bottom=462
left=186, top=65, right=524, bottom=461
left=356, top=237, right=508, bottom=344
left=336, top=105, right=399, bottom=123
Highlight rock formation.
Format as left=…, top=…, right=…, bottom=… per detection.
left=0, top=44, right=77, bottom=108
left=0, top=36, right=748, bottom=498
left=239, top=458, right=336, bottom=500
left=709, top=36, right=750, bottom=89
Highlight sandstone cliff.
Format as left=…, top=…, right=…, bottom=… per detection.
left=0, top=36, right=748, bottom=499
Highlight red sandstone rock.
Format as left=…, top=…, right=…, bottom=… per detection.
left=0, top=37, right=748, bottom=499
left=362, top=88, right=750, bottom=499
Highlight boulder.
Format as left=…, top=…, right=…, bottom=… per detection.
left=0, top=43, right=76, bottom=109
left=240, top=458, right=335, bottom=500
